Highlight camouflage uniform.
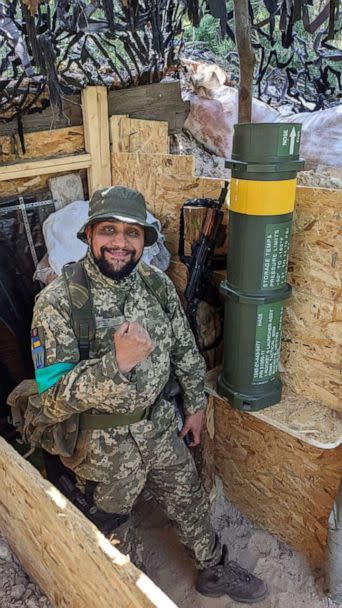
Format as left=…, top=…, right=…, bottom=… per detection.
left=32, top=251, right=221, bottom=569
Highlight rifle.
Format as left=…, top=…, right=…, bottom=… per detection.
left=179, top=182, right=229, bottom=349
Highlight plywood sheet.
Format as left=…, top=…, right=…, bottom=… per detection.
left=110, top=116, right=169, bottom=154
left=0, top=126, right=86, bottom=199
left=0, top=438, right=176, bottom=608
left=213, top=396, right=342, bottom=566
left=111, top=151, right=223, bottom=255
left=281, top=291, right=342, bottom=411
left=289, top=186, right=342, bottom=301
left=206, top=367, right=342, bottom=449
left=0, top=126, right=85, bottom=165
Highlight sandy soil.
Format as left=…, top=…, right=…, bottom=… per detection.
left=135, top=480, right=339, bottom=608
left=0, top=479, right=339, bottom=607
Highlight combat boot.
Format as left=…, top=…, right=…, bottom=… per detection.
left=196, top=546, right=268, bottom=604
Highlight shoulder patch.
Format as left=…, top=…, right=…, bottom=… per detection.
left=31, top=328, right=45, bottom=370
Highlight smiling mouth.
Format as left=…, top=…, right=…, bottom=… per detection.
left=103, top=248, right=134, bottom=259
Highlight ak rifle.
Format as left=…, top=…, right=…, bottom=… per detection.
left=181, top=182, right=229, bottom=348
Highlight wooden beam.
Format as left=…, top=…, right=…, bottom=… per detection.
left=0, top=94, right=83, bottom=137
left=108, top=83, right=189, bottom=134
left=82, top=86, right=111, bottom=195
left=0, top=153, right=91, bottom=181
left=0, top=438, right=176, bottom=608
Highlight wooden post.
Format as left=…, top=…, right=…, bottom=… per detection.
left=81, top=86, right=112, bottom=195
left=233, top=0, right=255, bottom=123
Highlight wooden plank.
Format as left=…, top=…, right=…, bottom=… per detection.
left=0, top=170, right=87, bottom=200
left=0, top=94, right=83, bottom=137
left=0, top=126, right=85, bottom=165
left=108, top=83, right=189, bottom=134
left=110, top=116, right=169, bottom=154
left=213, top=395, right=342, bottom=567
left=111, top=151, right=223, bottom=255
left=81, top=86, right=111, bottom=196
left=0, top=153, right=91, bottom=181
left=0, top=438, right=176, bottom=608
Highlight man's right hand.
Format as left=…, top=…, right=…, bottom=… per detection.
left=113, top=321, right=155, bottom=375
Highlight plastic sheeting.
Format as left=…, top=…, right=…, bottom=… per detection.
left=42, top=200, right=171, bottom=276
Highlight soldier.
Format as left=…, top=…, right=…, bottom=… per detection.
left=31, top=185, right=268, bottom=603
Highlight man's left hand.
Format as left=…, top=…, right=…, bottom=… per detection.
left=178, top=410, right=205, bottom=447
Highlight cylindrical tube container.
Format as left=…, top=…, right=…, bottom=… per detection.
left=217, top=123, right=304, bottom=411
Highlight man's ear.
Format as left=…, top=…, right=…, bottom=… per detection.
left=85, top=225, right=92, bottom=244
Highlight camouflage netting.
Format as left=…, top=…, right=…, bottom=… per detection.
left=0, top=0, right=341, bottom=123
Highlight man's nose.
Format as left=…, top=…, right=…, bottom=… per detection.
left=109, top=230, right=128, bottom=247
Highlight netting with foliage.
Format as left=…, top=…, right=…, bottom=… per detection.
left=0, top=0, right=341, bottom=123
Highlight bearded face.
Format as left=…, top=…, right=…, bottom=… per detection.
left=85, top=219, right=145, bottom=281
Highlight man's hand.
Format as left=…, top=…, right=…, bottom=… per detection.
left=114, top=321, right=155, bottom=375
left=178, top=410, right=205, bottom=447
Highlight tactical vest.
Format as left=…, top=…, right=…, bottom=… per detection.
left=9, top=259, right=171, bottom=458
left=62, top=259, right=170, bottom=431
left=62, top=259, right=169, bottom=361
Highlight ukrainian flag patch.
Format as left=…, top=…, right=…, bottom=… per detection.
left=31, top=328, right=45, bottom=370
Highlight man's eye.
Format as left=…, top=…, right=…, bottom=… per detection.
left=127, top=230, right=139, bottom=237
left=103, top=227, right=114, bottom=233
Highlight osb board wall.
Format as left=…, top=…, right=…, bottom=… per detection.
left=110, top=115, right=169, bottom=155
left=0, top=126, right=85, bottom=199
left=111, top=151, right=223, bottom=256
left=214, top=396, right=342, bottom=567
left=281, top=186, right=342, bottom=412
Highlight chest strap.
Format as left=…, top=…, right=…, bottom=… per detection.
left=79, top=407, right=150, bottom=430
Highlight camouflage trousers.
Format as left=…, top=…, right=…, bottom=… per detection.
left=73, top=402, right=221, bottom=570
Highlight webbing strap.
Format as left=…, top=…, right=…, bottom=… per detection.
left=62, top=260, right=96, bottom=361
left=79, top=407, right=150, bottom=430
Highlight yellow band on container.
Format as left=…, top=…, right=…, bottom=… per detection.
left=229, top=178, right=297, bottom=216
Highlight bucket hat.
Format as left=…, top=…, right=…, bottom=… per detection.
left=77, top=185, right=158, bottom=247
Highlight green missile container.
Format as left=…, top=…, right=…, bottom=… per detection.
left=217, top=123, right=304, bottom=411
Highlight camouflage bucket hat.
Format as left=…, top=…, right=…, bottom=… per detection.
left=77, top=185, right=158, bottom=247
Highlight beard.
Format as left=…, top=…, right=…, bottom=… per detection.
left=93, top=246, right=140, bottom=281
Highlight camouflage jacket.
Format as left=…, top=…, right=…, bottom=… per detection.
left=31, top=252, right=207, bottom=425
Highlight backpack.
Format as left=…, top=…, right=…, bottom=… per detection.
left=7, top=260, right=169, bottom=459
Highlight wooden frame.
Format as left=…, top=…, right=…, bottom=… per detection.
left=0, top=154, right=91, bottom=181
left=81, top=86, right=111, bottom=195
left=0, top=87, right=112, bottom=196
